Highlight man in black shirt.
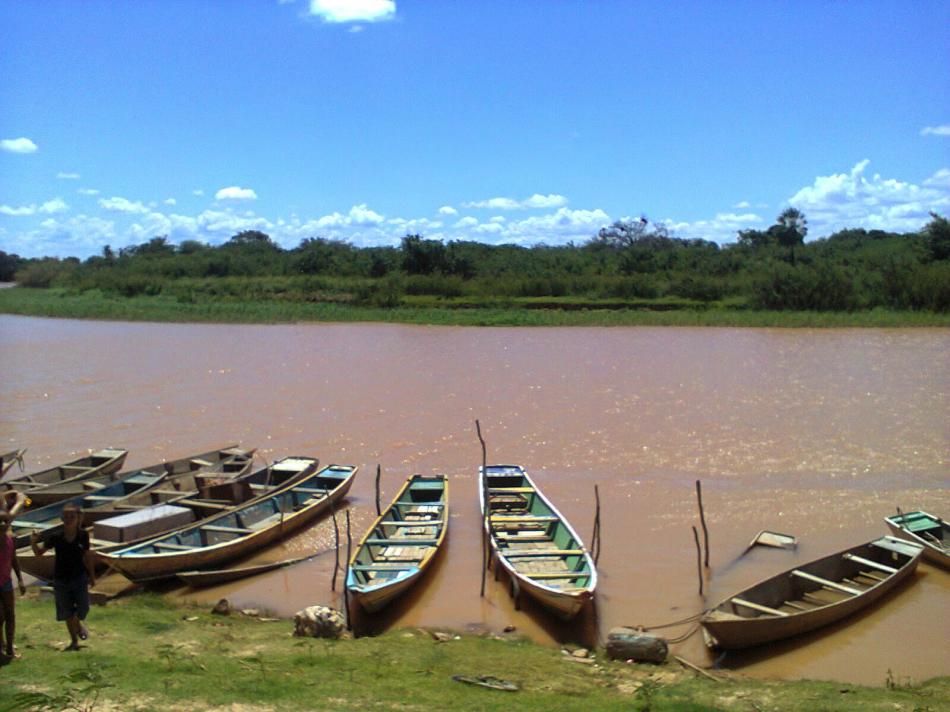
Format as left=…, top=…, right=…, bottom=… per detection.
left=30, top=503, right=96, bottom=651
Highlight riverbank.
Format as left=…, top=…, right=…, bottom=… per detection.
left=2, top=593, right=946, bottom=711
left=1, top=287, right=948, bottom=327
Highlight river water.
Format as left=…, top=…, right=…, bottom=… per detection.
left=1, top=315, right=947, bottom=684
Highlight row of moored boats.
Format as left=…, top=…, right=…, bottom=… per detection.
left=1, top=446, right=946, bottom=649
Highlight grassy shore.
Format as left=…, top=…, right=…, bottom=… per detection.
left=1, top=287, right=949, bottom=327
left=1, top=593, right=946, bottom=711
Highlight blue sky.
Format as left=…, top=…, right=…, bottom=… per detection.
left=1, top=0, right=948, bottom=258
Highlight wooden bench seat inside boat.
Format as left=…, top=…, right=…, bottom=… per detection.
left=365, top=538, right=439, bottom=546
left=790, top=570, right=861, bottom=595
left=503, top=549, right=584, bottom=558
left=842, top=553, right=897, bottom=574
left=351, top=563, right=415, bottom=572
left=525, top=572, right=589, bottom=580
left=153, top=542, right=196, bottom=551
left=83, top=495, right=121, bottom=502
left=202, top=524, right=252, bottom=535
left=731, top=598, right=789, bottom=616
left=488, top=487, right=535, bottom=493
left=83, top=481, right=106, bottom=490
left=490, top=515, right=558, bottom=523
left=378, top=520, right=444, bottom=527
left=291, top=487, right=326, bottom=496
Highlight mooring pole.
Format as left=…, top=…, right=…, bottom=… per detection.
left=692, top=526, right=704, bottom=597
left=344, top=509, right=353, bottom=631
left=591, top=484, right=602, bottom=565
left=695, top=480, right=710, bottom=568
left=375, top=464, right=382, bottom=516
left=328, top=487, right=340, bottom=592
left=476, top=419, right=489, bottom=597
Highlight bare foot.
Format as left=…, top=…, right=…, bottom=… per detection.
left=79, top=624, right=88, bottom=640
left=64, top=642, right=81, bottom=651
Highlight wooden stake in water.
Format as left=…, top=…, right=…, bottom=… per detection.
left=375, top=464, right=382, bottom=516
left=476, top=419, right=489, bottom=597
left=695, top=480, right=710, bottom=568
left=344, top=509, right=353, bottom=631
left=692, top=526, right=704, bottom=596
left=328, top=486, right=340, bottom=592
left=591, top=484, right=602, bottom=565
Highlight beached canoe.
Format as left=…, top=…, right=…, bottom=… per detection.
left=347, top=474, right=449, bottom=613
left=1, top=448, right=128, bottom=504
left=9, top=446, right=255, bottom=549
left=478, top=464, right=596, bottom=619
left=884, top=511, right=949, bottom=569
left=176, top=552, right=318, bottom=588
left=98, top=461, right=357, bottom=582
left=701, top=536, right=924, bottom=650
left=1, top=449, right=26, bottom=479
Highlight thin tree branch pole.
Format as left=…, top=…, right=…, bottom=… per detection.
left=328, top=486, right=340, bottom=592
left=695, top=480, right=710, bottom=568
left=344, top=509, right=353, bottom=631
left=476, top=419, right=489, bottom=597
left=591, top=484, right=602, bottom=565
left=692, top=526, right=704, bottom=597
left=375, top=464, right=382, bottom=516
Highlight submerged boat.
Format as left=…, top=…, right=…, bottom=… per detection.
left=9, top=446, right=255, bottom=549
left=176, top=552, right=317, bottom=588
left=1, top=449, right=26, bottom=479
left=2, top=448, right=128, bottom=504
left=701, top=536, right=924, bottom=650
left=347, top=474, right=448, bottom=613
left=884, top=511, right=949, bottom=569
left=478, top=464, right=596, bottom=619
left=98, top=461, right=357, bottom=582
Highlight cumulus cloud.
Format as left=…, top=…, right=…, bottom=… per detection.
left=193, top=189, right=205, bottom=196
left=164, top=198, right=177, bottom=206
left=438, top=205, right=458, bottom=216
left=454, top=216, right=479, bottom=228
left=920, top=125, right=950, bottom=137
left=347, top=203, right=384, bottom=226
left=733, top=200, right=751, bottom=209
left=309, top=0, right=395, bottom=23
left=787, top=160, right=950, bottom=235
left=215, top=186, right=258, bottom=201
left=463, top=193, right=569, bottom=210
left=99, top=196, right=149, bottom=214
left=57, top=172, right=80, bottom=180
left=0, top=137, right=38, bottom=154
left=78, top=188, right=100, bottom=196
left=0, top=199, right=69, bottom=217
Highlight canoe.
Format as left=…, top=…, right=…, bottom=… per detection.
left=1, top=449, right=26, bottom=479
left=2, top=448, right=128, bottom=504
left=176, top=552, right=319, bottom=588
left=16, top=452, right=317, bottom=582
left=701, top=536, right=924, bottom=650
left=347, top=474, right=449, bottom=613
left=884, top=511, right=950, bottom=569
left=478, top=464, right=596, bottom=619
left=98, top=461, right=357, bottom=582
left=9, top=446, right=255, bottom=549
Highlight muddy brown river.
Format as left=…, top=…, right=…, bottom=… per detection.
left=1, top=315, right=947, bottom=685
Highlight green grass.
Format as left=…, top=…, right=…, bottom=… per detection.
left=2, top=287, right=949, bottom=327
left=1, top=593, right=947, bottom=711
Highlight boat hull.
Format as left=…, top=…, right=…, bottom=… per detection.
left=884, top=512, right=950, bottom=569
left=702, top=537, right=923, bottom=650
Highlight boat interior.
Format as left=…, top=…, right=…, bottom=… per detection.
left=890, top=512, right=948, bottom=549
left=483, top=465, right=591, bottom=592
left=713, top=537, right=920, bottom=620
left=349, top=475, right=446, bottom=586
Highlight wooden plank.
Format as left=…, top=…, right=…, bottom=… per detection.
left=503, top=549, right=585, bottom=558
left=153, top=542, right=196, bottom=551
left=488, top=487, right=535, bottom=493
left=350, top=564, right=415, bottom=572
left=731, top=598, right=789, bottom=617
left=83, top=495, right=122, bottom=502
left=378, top=520, right=444, bottom=527
left=791, top=570, right=860, bottom=595
left=843, top=553, right=897, bottom=574
left=783, top=600, right=813, bottom=612
left=365, top=538, right=438, bottom=546
left=524, top=572, right=589, bottom=580
left=202, top=524, right=252, bottom=535
left=490, top=515, right=557, bottom=523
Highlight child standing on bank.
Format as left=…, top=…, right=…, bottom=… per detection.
left=30, top=503, right=96, bottom=651
left=0, top=510, right=27, bottom=660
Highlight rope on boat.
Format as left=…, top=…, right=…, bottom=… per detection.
left=628, top=608, right=712, bottom=631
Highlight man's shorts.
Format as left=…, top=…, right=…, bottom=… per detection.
left=53, top=577, right=90, bottom=621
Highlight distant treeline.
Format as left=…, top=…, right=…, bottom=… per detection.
left=2, top=210, right=949, bottom=312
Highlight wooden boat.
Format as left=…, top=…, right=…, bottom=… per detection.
left=884, top=511, right=950, bottom=569
left=701, top=536, right=924, bottom=650
left=478, top=464, right=596, bottom=619
left=9, top=446, right=255, bottom=549
left=16, top=452, right=316, bottom=582
left=1, top=449, right=26, bottom=479
left=2, top=448, right=128, bottom=504
left=347, top=474, right=449, bottom=613
left=176, top=552, right=318, bottom=588
left=98, top=461, right=357, bottom=582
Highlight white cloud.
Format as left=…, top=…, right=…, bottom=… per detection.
left=733, top=200, right=751, bottom=209
left=438, top=205, right=458, bottom=216
left=349, top=24, right=364, bottom=33
left=99, top=196, right=149, bottom=214
left=0, top=198, right=69, bottom=217
left=193, top=189, right=205, bottom=196
left=0, top=137, right=38, bottom=154
left=78, top=188, right=100, bottom=196
left=454, top=216, right=479, bottom=228
left=920, top=125, right=950, bottom=137
left=164, top=198, right=177, bottom=206
left=787, top=160, right=950, bottom=235
left=463, top=193, right=569, bottom=210
left=57, top=172, right=80, bottom=180
left=309, top=0, right=395, bottom=23
left=347, top=203, right=384, bottom=226
left=215, top=186, right=258, bottom=201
